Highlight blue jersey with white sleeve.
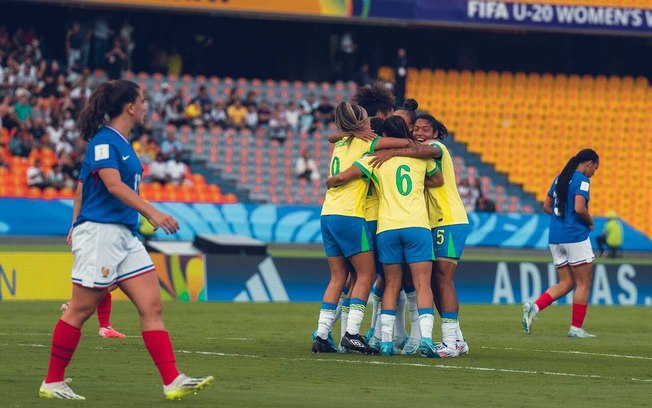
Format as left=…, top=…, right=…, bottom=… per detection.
left=547, top=170, right=591, bottom=244
left=75, top=126, right=142, bottom=232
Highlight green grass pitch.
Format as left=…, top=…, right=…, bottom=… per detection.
left=1, top=302, right=651, bottom=407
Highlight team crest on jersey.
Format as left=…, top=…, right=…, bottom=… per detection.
left=101, top=267, right=110, bottom=277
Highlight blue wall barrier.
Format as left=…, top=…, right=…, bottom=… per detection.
left=204, top=255, right=652, bottom=306
left=0, top=199, right=651, bottom=250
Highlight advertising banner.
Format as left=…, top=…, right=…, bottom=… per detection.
left=203, top=254, right=652, bottom=306
left=0, top=252, right=205, bottom=301
left=1, top=199, right=651, bottom=250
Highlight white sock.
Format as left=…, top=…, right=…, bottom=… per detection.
left=394, top=290, right=407, bottom=339
left=317, top=303, right=337, bottom=339
left=381, top=312, right=396, bottom=343
left=405, top=289, right=420, bottom=340
left=441, top=322, right=457, bottom=347
left=418, top=311, right=434, bottom=340
left=373, top=301, right=383, bottom=341
left=369, top=286, right=382, bottom=334
left=346, top=298, right=366, bottom=335
left=456, top=322, right=464, bottom=342
left=340, top=299, right=350, bottom=338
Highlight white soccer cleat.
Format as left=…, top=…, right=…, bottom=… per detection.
left=522, top=302, right=538, bottom=334
left=39, top=378, right=86, bottom=400
left=456, top=339, right=469, bottom=355
left=163, top=374, right=214, bottom=400
left=401, top=337, right=421, bottom=355
left=433, top=342, right=460, bottom=358
left=568, top=327, right=596, bottom=338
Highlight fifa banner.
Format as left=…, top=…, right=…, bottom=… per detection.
left=204, top=256, right=652, bottom=305
left=50, top=0, right=652, bottom=34
left=52, top=0, right=350, bottom=16
left=0, top=252, right=205, bottom=301
left=0, top=199, right=651, bottom=251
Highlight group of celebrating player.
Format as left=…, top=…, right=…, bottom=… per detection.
left=311, top=86, right=470, bottom=358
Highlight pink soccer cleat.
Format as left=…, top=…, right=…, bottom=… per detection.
left=98, top=326, right=127, bottom=339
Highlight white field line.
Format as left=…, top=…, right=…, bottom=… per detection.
left=12, top=343, right=650, bottom=384
left=0, top=332, right=254, bottom=341
left=481, top=346, right=652, bottom=361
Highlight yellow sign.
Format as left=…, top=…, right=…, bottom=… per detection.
left=0, top=252, right=205, bottom=301
left=59, top=0, right=350, bottom=17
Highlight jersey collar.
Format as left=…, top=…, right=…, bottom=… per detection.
left=105, top=126, right=130, bottom=145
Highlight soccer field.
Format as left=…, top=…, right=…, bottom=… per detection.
left=1, top=302, right=650, bottom=407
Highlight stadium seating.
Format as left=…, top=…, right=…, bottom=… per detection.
left=407, top=68, right=652, bottom=236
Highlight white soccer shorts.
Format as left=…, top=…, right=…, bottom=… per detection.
left=549, top=238, right=595, bottom=268
left=71, top=221, right=155, bottom=289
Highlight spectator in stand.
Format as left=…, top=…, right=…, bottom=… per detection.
left=151, top=82, right=173, bottom=114
left=13, top=93, right=32, bottom=122
left=105, top=38, right=127, bottom=80
left=59, top=153, right=80, bottom=189
left=9, top=123, right=33, bottom=158
left=245, top=104, right=258, bottom=129
left=257, top=100, right=272, bottom=126
left=458, top=178, right=476, bottom=213
left=314, top=94, right=335, bottom=128
left=286, top=101, right=300, bottom=129
left=149, top=153, right=168, bottom=184
left=47, top=163, right=65, bottom=189
left=242, top=90, right=258, bottom=108
left=65, top=22, right=83, bottom=72
left=226, top=98, right=247, bottom=129
left=70, top=77, right=91, bottom=105
left=183, top=99, right=202, bottom=126
left=45, top=117, right=64, bottom=145
left=357, top=63, right=372, bottom=87
left=210, top=99, right=227, bottom=127
left=167, top=153, right=189, bottom=186
left=164, top=96, right=185, bottom=126
left=395, top=48, right=408, bottom=105
left=92, top=14, right=111, bottom=69
left=119, top=19, right=135, bottom=71
left=295, top=148, right=320, bottom=181
left=476, top=195, right=496, bottom=212
left=61, top=109, right=78, bottom=140
left=167, top=47, right=183, bottom=76
left=0, top=147, right=10, bottom=169
left=268, top=107, right=289, bottom=143
left=191, top=85, right=212, bottom=110
left=160, top=132, right=183, bottom=160
left=27, top=159, right=47, bottom=189
left=56, top=135, right=74, bottom=157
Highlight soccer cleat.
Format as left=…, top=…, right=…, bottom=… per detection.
left=401, top=337, right=421, bottom=355
left=456, top=339, right=469, bottom=355
left=418, top=338, right=438, bottom=358
left=312, top=335, right=337, bottom=353
left=39, top=379, right=86, bottom=400
left=430, top=342, right=460, bottom=358
left=522, top=302, right=538, bottom=334
left=393, top=335, right=408, bottom=350
left=98, top=326, right=127, bottom=339
left=340, top=332, right=378, bottom=355
left=368, top=336, right=381, bottom=353
left=568, top=327, right=597, bottom=338
left=380, top=341, right=395, bottom=356
left=163, top=374, right=214, bottom=400
left=312, top=330, right=336, bottom=350
left=364, top=327, right=375, bottom=343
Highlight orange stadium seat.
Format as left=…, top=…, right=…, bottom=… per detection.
left=407, top=67, right=652, bottom=237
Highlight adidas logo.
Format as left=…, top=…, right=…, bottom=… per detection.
left=233, top=257, right=289, bottom=302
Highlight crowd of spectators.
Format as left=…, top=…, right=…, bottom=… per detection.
left=458, top=176, right=496, bottom=213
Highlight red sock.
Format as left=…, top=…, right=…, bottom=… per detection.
left=572, top=303, right=588, bottom=328
left=96, top=291, right=111, bottom=328
left=142, top=330, right=180, bottom=385
left=46, top=320, right=82, bottom=383
left=534, top=292, right=554, bottom=311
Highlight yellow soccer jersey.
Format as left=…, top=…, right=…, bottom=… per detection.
left=321, top=136, right=379, bottom=218
left=364, top=183, right=379, bottom=222
left=425, top=141, right=469, bottom=228
left=355, top=155, right=436, bottom=234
